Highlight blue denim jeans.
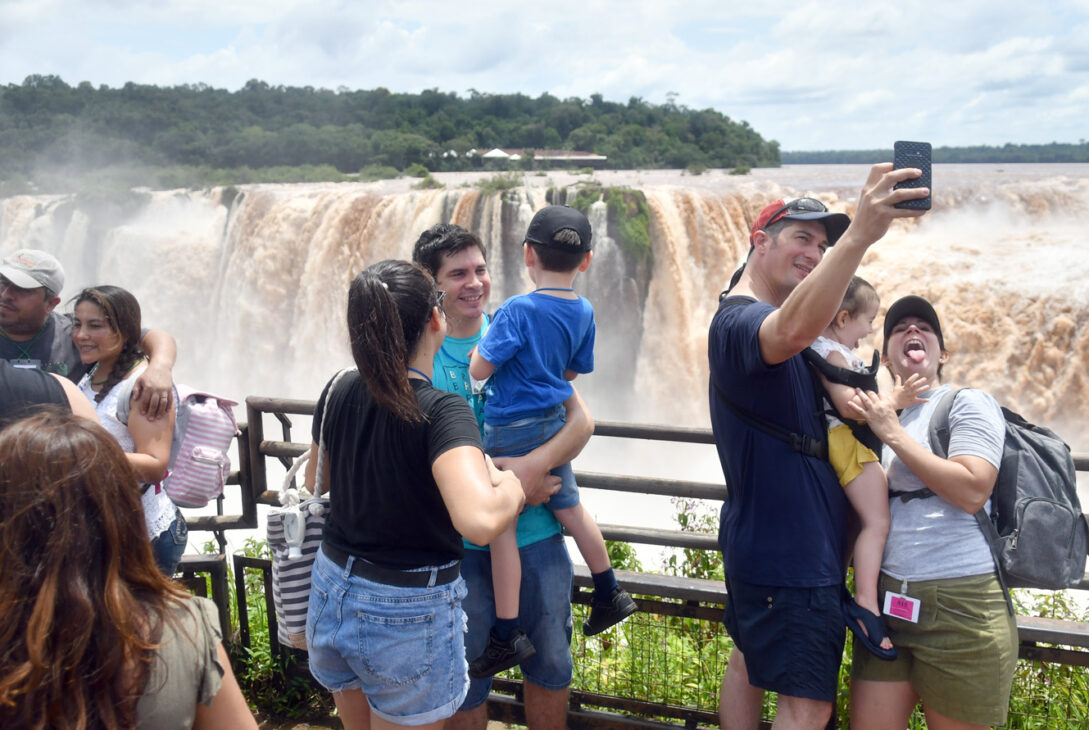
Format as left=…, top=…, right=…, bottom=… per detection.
left=307, top=547, right=469, bottom=726
left=459, top=533, right=574, bottom=709
left=151, top=506, right=188, bottom=577
left=483, top=405, right=579, bottom=510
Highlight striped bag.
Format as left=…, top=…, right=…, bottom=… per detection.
left=267, top=453, right=328, bottom=649
left=267, top=368, right=350, bottom=650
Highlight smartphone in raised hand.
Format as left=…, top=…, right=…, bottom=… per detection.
left=893, top=141, right=932, bottom=210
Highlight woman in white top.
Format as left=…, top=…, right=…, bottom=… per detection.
left=847, top=295, right=1015, bottom=730
left=73, top=285, right=185, bottom=575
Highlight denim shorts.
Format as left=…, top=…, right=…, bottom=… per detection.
left=484, top=405, right=579, bottom=510
left=722, top=575, right=845, bottom=702
left=306, top=548, right=469, bottom=726
left=150, top=506, right=188, bottom=577
left=458, top=533, right=574, bottom=709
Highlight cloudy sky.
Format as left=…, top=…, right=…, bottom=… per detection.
left=2, top=0, right=1087, bottom=151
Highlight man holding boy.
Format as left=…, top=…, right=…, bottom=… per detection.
left=708, top=165, right=928, bottom=730
left=413, top=223, right=591, bottom=730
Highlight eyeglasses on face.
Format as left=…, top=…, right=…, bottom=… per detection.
left=764, top=197, right=829, bottom=229
left=434, top=290, right=446, bottom=310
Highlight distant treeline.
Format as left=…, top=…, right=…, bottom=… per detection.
left=0, top=75, right=779, bottom=193
left=782, top=143, right=1089, bottom=164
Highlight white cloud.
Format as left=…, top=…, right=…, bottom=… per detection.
left=0, top=0, right=1086, bottom=149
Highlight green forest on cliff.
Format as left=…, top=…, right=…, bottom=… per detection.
left=3, top=75, right=1085, bottom=196
left=0, top=75, right=777, bottom=193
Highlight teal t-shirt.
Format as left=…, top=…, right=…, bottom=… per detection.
left=432, top=315, right=561, bottom=551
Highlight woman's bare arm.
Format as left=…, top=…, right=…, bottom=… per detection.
left=192, top=643, right=258, bottom=730
left=433, top=446, right=523, bottom=546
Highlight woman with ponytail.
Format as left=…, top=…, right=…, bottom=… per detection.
left=304, top=260, right=524, bottom=730
left=72, top=285, right=186, bottom=576
left=0, top=410, right=256, bottom=729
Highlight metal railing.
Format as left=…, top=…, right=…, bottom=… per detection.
left=177, top=395, right=1089, bottom=729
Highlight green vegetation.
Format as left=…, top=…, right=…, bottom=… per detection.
left=0, top=75, right=779, bottom=194
left=403, top=162, right=430, bottom=178
left=357, top=163, right=401, bottom=181
left=781, top=142, right=1089, bottom=164
left=203, top=538, right=333, bottom=722
left=473, top=171, right=523, bottom=196
left=411, top=173, right=444, bottom=190
left=553, top=183, right=652, bottom=267
left=730, top=165, right=751, bottom=175
left=199, top=509, right=1089, bottom=727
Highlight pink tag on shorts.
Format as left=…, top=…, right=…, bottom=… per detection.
left=884, top=591, right=921, bottom=623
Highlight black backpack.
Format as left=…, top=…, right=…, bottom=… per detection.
left=915, top=389, right=1089, bottom=592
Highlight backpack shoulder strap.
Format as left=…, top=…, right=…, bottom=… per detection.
left=919, top=387, right=1013, bottom=613
left=711, top=297, right=827, bottom=460
left=113, top=372, right=142, bottom=426
left=801, top=347, right=880, bottom=392
left=711, top=380, right=827, bottom=459
left=896, top=388, right=964, bottom=504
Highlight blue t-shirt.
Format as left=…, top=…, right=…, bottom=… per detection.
left=708, top=296, right=847, bottom=587
left=431, top=313, right=488, bottom=430
left=433, top=317, right=563, bottom=551
left=478, top=292, right=595, bottom=426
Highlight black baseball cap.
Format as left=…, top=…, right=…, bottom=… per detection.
left=883, top=295, right=945, bottom=349
left=525, top=205, right=592, bottom=252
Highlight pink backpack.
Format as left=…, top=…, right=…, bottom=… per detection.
left=162, top=385, right=239, bottom=507
left=117, top=382, right=239, bottom=507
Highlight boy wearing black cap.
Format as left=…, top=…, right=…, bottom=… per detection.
left=466, top=205, right=635, bottom=678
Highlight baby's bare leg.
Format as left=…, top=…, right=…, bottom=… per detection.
left=844, top=461, right=892, bottom=649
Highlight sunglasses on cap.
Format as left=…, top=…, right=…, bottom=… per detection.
left=763, top=197, right=829, bottom=229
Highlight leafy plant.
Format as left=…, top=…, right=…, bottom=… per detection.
left=411, top=173, right=444, bottom=190
left=474, top=171, right=523, bottom=196
left=357, top=163, right=400, bottom=181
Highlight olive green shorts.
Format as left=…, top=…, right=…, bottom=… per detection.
left=851, top=572, right=1018, bottom=727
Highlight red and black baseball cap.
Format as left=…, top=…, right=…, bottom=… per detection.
left=749, top=197, right=851, bottom=246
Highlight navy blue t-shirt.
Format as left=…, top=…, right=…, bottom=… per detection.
left=708, top=296, right=847, bottom=587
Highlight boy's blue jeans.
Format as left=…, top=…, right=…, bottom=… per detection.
left=483, top=405, right=579, bottom=510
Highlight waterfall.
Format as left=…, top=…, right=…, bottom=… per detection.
left=3, top=165, right=1088, bottom=449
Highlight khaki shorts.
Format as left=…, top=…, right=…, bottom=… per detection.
left=852, top=572, right=1018, bottom=727
left=827, top=423, right=879, bottom=487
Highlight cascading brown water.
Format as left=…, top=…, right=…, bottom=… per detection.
left=3, top=164, right=1087, bottom=451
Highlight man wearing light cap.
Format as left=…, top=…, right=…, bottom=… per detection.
left=708, top=165, right=929, bottom=729
left=0, top=249, right=177, bottom=418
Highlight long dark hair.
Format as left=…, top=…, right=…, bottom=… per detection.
left=348, top=260, right=441, bottom=422
left=0, top=410, right=187, bottom=729
left=73, top=286, right=143, bottom=403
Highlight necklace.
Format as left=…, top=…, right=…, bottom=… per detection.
left=0, top=321, right=49, bottom=360
left=534, top=287, right=575, bottom=293
left=406, top=367, right=432, bottom=385
left=88, top=357, right=146, bottom=388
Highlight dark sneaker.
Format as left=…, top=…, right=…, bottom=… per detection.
left=468, top=628, right=536, bottom=679
left=582, top=586, right=638, bottom=636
